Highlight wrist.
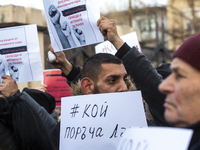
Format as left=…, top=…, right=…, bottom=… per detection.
left=60, top=60, right=73, bottom=76
left=54, top=24, right=61, bottom=28
left=66, top=34, right=73, bottom=39
left=111, top=38, right=124, bottom=51
left=6, top=89, right=19, bottom=98
left=79, top=40, right=86, bottom=45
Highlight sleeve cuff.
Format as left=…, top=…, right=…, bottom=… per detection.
left=6, top=90, right=20, bottom=100
left=115, top=42, right=131, bottom=59
left=61, top=64, right=81, bottom=81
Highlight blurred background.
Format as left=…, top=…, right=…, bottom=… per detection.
left=0, top=0, right=199, bottom=90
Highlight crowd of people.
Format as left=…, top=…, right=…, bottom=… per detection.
left=0, top=16, right=200, bottom=150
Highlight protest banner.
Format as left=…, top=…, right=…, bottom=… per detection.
left=95, top=31, right=141, bottom=55
left=0, top=24, right=43, bottom=83
left=117, top=127, right=193, bottom=150
left=60, top=91, right=147, bottom=150
left=43, top=69, right=72, bottom=107
left=42, top=0, right=104, bottom=52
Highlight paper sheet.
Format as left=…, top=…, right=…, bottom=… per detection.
left=43, top=0, right=104, bottom=52
left=43, top=69, right=73, bottom=107
left=117, top=127, right=193, bottom=150
left=0, top=25, right=43, bottom=83
left=60, top=91, right=147, bottom=150
left=95, top=32, right=141, bottom=55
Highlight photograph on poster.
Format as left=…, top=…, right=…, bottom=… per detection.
left=43, top=0, right=104, bottom=52
left=0, top=25, right=43, bottom=83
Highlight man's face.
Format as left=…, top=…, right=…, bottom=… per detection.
left=94, top=63, right=128, bottom=94
left=159, top=58, right=200, bottom=127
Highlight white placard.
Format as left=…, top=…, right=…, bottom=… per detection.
left=60, top=91, right=147, bottom=150
left=95, top=32, right=141, bottom=55
left=117, top=127, right=193, bottom=150
left=0, top=25, right=43, bottom=83
left=43, top=0, right=104, bottom=52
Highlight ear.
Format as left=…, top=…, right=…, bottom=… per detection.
left=81, top=77, right=95, bottom=94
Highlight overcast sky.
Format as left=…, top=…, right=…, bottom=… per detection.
left=1, top=0, right=168, bottom=13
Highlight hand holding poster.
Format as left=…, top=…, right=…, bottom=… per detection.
left=0, top=25, right=43, bottom=83
left=43, top=0, right=104, bottom=52
left=60, top=91, right=147, bottom=150
left=117, top=127, right=193, bottom=150
left=95, top=32, right=141, bottom=55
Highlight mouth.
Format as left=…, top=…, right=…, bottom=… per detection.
left=164, top=100, right=176, bottom=109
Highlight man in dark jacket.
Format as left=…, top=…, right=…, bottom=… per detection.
left=48, top=52, right=137, bottom=150
left=48, top=17, right=171, bottom=127
left=97, top=17, right=200, bottom=149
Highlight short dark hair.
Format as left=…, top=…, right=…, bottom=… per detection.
left=81, top=53, right=123, bottom=82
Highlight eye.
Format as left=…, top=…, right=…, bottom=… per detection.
left=175, top=73, right=184, bottom=80
left=123, top=76, right=128, bottom=82
left=107, top=77, right=116, bottom=84
left=124, top=77, right=128, bottom=82
left=108, top=78, right=115, bottom=83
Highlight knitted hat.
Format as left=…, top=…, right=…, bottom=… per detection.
left=22, top=88, right=55, bottom=114
left=173, top=33, right=200, bottom=71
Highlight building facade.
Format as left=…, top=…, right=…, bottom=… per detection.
left=167, top=0, right=200, bottom=50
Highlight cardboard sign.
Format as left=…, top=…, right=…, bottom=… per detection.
left=42, top=0, right=104, bottom=52
left=0, top=24, right=43, bottom=83
left=95, top=32, right=141, bottom=55
left=43, top=69, right=72, bottom=107
left=117, top=127, right=193, bottom=150
left=60, top=91, right=147, bottom=150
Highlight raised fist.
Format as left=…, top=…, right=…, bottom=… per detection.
left=73, top=27, right=86, bottom=45
left=0, top=59, right=5, bottom=83
left=48, top=5, right=60, bottom=25
left=8, top=65, right=19, bottom=82
left=61, top=21, right=72, bottom=37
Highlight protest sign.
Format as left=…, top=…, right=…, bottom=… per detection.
left=95, top=32, right=141, bottom=55
left=0, top=24, right=43, bottom=83
left=43, top=69, right=72, bottom=107
left=60, top=91, right=147, bottom=150
left=117, top=127, right=193, bottom=150
left=42, top=0, right=104, bottom=52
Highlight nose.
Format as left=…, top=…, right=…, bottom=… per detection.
left=158, top=74, right=174, bottom=94
left=118, top=80, right=128, bottom=92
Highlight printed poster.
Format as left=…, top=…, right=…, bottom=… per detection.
left=0, top=25, right=43, bottom=83
left=42, top=0, right=104, bottom=52
left=60, top=91, right=147, bottom=150
left=117, top=127, right=193, bottom=150
left=43, top=69, right=73, bottom=107
left=95, top=32, right=141, bottom=55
